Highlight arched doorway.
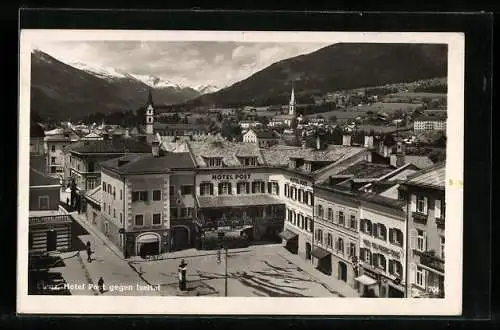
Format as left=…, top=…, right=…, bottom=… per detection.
left=305, top=243, right=312, bottom=260
left=338, top=261, right=348, bottom=282
left=46, top=229, right=57, bottom=252
left=171, top=226, right=190, bottom=251
left=136, top=232, right=161, bottom=258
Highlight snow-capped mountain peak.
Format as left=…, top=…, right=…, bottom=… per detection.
left=196, top=84, right=220, bottom=94
left=130, top=74, right=182, bottom=89
left=70, top=62, right=129, bottom=80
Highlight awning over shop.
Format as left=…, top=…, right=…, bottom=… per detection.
left=197, top=194, right=283, bottom=208
left=279, top=230, right=298, bottom=241
left=311, top=247, right=331, bottom=260
left=355, top=274, right=377, bottom=286
left=136, top=233, right=159, bottom=244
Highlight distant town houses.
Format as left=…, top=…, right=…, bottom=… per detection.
left=413, top=115, right=447, bottom=132
left=243, top=129, right=280, bottom=148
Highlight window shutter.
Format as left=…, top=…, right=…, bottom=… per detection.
left=372, top=223, right=378, bottom=238
left=381, top=224, right=387, bottom=241
left=398, top=230, right=404, bottom=247
left=423, top=231, right=428, bottom=251
left=276, top=184, right=280, bottom=196
left=218, top=183, right=223, bottom=194
left=228, top=183, right=232, bottom=195
left=435, top=199, right=441, bottom=218
left=389, top=228, right=394, bottom=243
left=410, top=229, right=417, bottom=250
left=210, top=184, right=214, bottom=195
left=423, top=196, right=428, bottom=215
left=237, top=183, right=241, bottom=194
left=252, top=182, right=256, bottom=193
left=359, top=219, right=365, bottom=233
left=411, top=194, right=417, bottom=212
left=335, top=211, right=339, bottom=223
left=388, top=260, right=394, bottom=274
left=261, top=182, right=265, bottom=193
left=144, top=191, right=148, bottom=201
left=267, top=182, right=272, bottom=194
left=410, top=262, right=417, bottom=285
left=367, top=221, right=372, bottom=235
left=373, top=254, right=379, bottom=267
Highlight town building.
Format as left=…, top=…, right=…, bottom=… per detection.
left=63, top=135, right=151, bottom=192
left=239, top=121, right=264, bottom=130
left=30, top=122, right=45, bottom=155
left=242, top=129, right=280, bottom=148
left=400, top=162, right=445, bottom=298
left=268, top=88, right=297, bottom=128
left=413, top=115, right=447, bottom=132
left=357, top=192, right=407, bottom=297
left=154, top=123, right=211, bottom=140
left=44, top=128, right=80, bottom=177
left=99, top=140, right=196, bottom=258
left=29, top=168, right=72, bottom=254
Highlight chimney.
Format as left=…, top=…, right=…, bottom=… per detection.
left=301, top=139, right=307, bottom=148
left=342, top=134, right=351, bottom=146
left=316, top=135, right=321, bottom=150
left=364, top=135, right=374, bottom=149
left=152, top=141, right=160, bottom=157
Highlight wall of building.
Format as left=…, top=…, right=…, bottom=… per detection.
left=169, top=171, right=195, bottom=222
left=407, top=186, right=445, bottom=297
left=29, top=223, right=71, bottom=253
left=359, top=204, right=407, bottom=289
left=46, top=140, right=69, bottom=174
left=29, top=186, right=60, bottom=211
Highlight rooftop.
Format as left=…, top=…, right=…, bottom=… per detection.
left=336, top=161, right=395, bottom=179
left=85, top=185, right=102, bottom=205
left=358, top=192, right=406, bottom=210
left=187, top=139, right=265, bottom=167
left=30, top=168, right=60, bottom=187
left=100, top=151, right=195, bottom=175
left=252, top=130, right=279, bottom=139
left=404, top=162, right=446, bottom=190
left=66, top=137, right=151, bottom=154
left=414, top=115, right=447, bottom=121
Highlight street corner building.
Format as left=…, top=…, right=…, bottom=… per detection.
left=29, top=168, right=72, bottom=254
left=97, top=139, right=196, bottom=258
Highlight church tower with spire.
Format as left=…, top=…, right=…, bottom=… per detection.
left=288, top=87, right=296, bottom=116
left=145, top=89, right=154, bottom=135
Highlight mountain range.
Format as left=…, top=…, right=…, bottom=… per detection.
left=187, top=43, right=448, bottom=107
left=30, top=43, right=447, bottom=121
left=30, top=50, right=214, bottom=121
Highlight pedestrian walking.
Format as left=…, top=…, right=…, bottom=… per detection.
left=86, top=241, right=92, bottom=262
left=97, top=277, right=104, bottom=293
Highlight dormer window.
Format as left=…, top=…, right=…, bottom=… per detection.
left=239, top=157, right=257, bottom=166
left=205, top=157, right=223, bottom=167
left=289, top=159, right=296, bottom=169
left=304, top=162, right=312, bottom=173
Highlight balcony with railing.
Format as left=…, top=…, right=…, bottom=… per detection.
left=414, top=249, right=444, bottom=273
left=435, top=217, right=445, bottom=230
left=412, top=212, right=428, bottom=225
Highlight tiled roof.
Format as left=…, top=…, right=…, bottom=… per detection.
left=197, top=194, right=283, bottom=208
left=30, top=168, right=60, bottom=187
left=66, top=137, right=151, bottom=154
left=401, top=155, right=434, bottom=170
left=187, top=139, right=265, bottom=167
left=336, top=161, right=395, bottom=179
left=358, top=192, right=406, bottom=210
left=262, top=144, right=366, bottom=168
left=405, top=162, right=445, bottom=190
left=414, top=115, right=447, bottom=121
left=85, top=185, right=101, bottom=204
left=100, top=152, right=195, bottom=174
left=253, top=130, right=279, bottom=139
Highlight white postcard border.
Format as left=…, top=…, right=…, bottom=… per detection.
left=17, top=30, right=464, bottom=315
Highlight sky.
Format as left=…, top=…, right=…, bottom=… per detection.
left=32, top=41, right=330, bottom=89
